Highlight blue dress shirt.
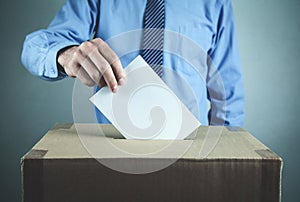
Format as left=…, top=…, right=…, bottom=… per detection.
left=21, top=0, right=244, bottom=126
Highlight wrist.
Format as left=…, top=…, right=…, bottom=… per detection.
left=57, top=46, right=78, bottom=70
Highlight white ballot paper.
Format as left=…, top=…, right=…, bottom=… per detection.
left=90, top=56, right=200, bottom=140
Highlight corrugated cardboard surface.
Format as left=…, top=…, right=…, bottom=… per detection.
left=22, top=124, right=282, bottom=202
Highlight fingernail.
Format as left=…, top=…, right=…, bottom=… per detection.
left=112, top=85, right=118, bottom=93
left=118, top=78, right=126, bottom=86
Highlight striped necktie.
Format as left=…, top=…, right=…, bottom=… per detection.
left=142, top=0, right=165, bottom=77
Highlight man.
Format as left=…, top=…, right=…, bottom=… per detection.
left=21, top=0, right=244, bottom=126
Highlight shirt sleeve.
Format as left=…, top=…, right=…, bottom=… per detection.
left=21, top=0, right=100, bottom=80
left=206, top=0, right=245, bottom=126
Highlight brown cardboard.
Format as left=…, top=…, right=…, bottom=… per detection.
left=21, top=124, right=282, bottom=202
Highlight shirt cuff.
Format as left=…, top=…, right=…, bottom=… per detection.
left=45, top=41, right=79, bottom=79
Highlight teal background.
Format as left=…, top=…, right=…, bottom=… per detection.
left=0, top=0, right=299, bottom=201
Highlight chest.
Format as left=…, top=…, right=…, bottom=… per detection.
left=96, top=0, right=217, bottom=53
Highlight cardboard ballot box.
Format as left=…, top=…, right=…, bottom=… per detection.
left=21, top=124, right=282, bottom=202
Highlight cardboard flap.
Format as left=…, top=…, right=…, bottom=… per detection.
left=21, top=124, right=282, bottom=162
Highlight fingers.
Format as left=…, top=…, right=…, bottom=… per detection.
left=91, top=38, right=126, bottom=85
left=77, top=68, right=95, bottom=87
left=60, top=38, right=125, bottom=92
left=75, top=48, right=102, bottom=86
left=67, top=52, right=95, bottom=86
left=112, top=59, right=126, bottom=86
left=82, top=39, right=125, bottom=92
left=81, top=42, right=118, bottom=92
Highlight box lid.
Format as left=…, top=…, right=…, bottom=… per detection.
left=23, top=124, right=281, bottom=161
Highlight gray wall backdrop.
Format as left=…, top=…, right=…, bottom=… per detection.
left=0, top=0, right=299, bottom=201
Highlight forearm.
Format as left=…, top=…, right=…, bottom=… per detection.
left=21, top=30, right=78, bottom=80
left=21, top=0, right=99, bottom=80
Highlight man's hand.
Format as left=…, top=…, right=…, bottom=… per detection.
left=58, top=38, right=126, bottom=93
